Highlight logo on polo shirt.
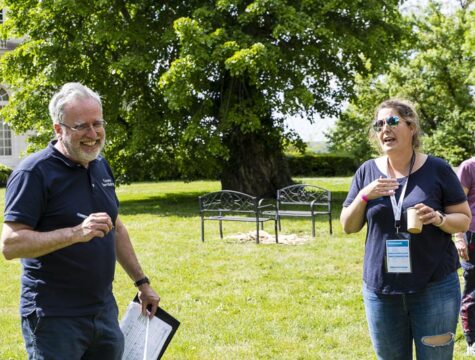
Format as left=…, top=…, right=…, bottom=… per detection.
left=102, top=178, right=115, bottom=187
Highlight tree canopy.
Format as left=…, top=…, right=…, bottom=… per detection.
left=1, top=0, right=408, bottom=195
left=327, top=0, right=475, bottom=166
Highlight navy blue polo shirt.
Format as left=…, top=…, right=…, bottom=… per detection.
left=343, top=156, right=466, bottom=294
left=4, top=141, right=119, bottom=317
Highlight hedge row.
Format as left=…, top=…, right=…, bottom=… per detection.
left=1, top=153, right=356, bottom=186
left=286, top=153, right=358, bottom=177
left=0, top=164, right=12, bottom=187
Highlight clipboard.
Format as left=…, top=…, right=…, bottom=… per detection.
left=120, top=294, right=180, bottom=360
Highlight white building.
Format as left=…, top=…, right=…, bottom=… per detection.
left=0, top=8, right=28, bottom=168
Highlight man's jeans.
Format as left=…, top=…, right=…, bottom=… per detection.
left=363, top=271, right=460, bottom=360
left=461, top=230, right=475, bottom=344
left=21, top=304, right=124, bottom=360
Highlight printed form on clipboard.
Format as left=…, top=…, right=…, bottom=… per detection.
left=119, top=297, right=180, bottom=360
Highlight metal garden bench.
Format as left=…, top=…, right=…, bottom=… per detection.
left=199, top=190, right=278, bottom=243
left=275, top=184, right=332, bottom=237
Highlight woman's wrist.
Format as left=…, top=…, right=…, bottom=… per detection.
left=434, top=211, right=446, bottom=227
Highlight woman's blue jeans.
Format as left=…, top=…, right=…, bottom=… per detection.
left=363, top=271, right=460, bottom=360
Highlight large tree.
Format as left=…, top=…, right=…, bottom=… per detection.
left=328, top=0, right=475, bottom=166
left=1, top=0, right=407, bottom=196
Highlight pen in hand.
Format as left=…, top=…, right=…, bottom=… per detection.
left=77, top=212, right=115, bottom=231
left=77, top=212, right=88, bottom=219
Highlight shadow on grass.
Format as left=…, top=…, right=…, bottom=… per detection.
left=119, top=192, right=203, bottom=217
left=118, top=190, right=349, bottom=218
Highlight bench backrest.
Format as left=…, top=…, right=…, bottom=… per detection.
left=199, top=190, right=258, bottom=214
left=277, top=184, right=331, bottom=209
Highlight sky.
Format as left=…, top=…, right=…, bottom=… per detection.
left=285, top=114, right=336, bottom=143
left=284, top=0, right=462, bottom=143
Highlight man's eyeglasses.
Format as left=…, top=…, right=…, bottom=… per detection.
left=372, top=116, right=400, bottom=132
left=59, top=120, right=107, bottom=132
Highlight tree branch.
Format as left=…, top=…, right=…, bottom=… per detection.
left=115, top=0, right=131, bottom=22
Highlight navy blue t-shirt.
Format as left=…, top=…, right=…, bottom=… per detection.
left=4, top=141, right=119, bottom=316
left=343, top=156, right=466, bottom=294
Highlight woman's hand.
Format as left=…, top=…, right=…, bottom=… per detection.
left=361, top=176, right=399, bottom=200
left=341, top=176, right=399, bottom=234
left=412, top=203, right=443, bottom=226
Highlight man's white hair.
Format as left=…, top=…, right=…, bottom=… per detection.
left=49, top=82, right=102, bottom=124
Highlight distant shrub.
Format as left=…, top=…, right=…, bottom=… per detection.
left=287, top=153, right=358, bottom=177
left=0, top=164, right=12, bottom=187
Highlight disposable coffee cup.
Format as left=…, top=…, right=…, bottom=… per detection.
left=407, top=207, right=422, bottom=234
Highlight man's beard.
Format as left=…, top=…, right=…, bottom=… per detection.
left=61, top=137, right=105, bottom=164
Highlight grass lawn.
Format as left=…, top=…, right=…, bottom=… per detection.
left=0, top=177, right=472, bottom=359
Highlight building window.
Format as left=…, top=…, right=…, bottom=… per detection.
left=0, top=87, right=11, bottom=156
left=0, top=120, right=12, bottom=156
left=0, top=10, right=7, bottom=48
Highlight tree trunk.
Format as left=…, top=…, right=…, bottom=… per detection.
left=220, top=124, right=293, bottom=198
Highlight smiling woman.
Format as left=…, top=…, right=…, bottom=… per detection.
left=340, top=98, right=471, bottom=359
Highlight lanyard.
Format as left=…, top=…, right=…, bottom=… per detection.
left=387, top=152, right=416, bottom=233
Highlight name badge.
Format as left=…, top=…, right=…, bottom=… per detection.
left=386, top=239, right=412, bottom=273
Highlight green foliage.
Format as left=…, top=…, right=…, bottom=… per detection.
left=287, top=153, right=358, bottom=177
left=0, top=164, right=12, bottom=186
left=424, top=109, right=475, bottom=165
left=327, top=94, right=381, bottom=164
left=327, top=1, right=475, bottom=166
left=160, top=0, right=407, bottom=120
left=467, top=5, right=475, bottom=83
left=0, top=0, right=408, bottom=186
left=0, top=0, right=184, bottom=183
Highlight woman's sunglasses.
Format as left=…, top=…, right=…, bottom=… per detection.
left=372, top=115, right=400, bottom=132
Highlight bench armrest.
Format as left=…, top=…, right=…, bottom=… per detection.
left=310, top=199, right=317, bottom=211
left=258, top=198, right=276, bottom=209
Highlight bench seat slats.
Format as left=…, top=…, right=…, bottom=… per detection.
left=206, top=216, right=273, bottom=222
left=277, top=210, right=330, bottom=217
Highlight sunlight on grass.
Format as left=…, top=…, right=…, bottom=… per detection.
left=0, top=178, right=471, bottom=359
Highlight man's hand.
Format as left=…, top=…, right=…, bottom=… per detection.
left=74, top=212, right=114, bottom=242
left=137, top=284, right=160, bottom=319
